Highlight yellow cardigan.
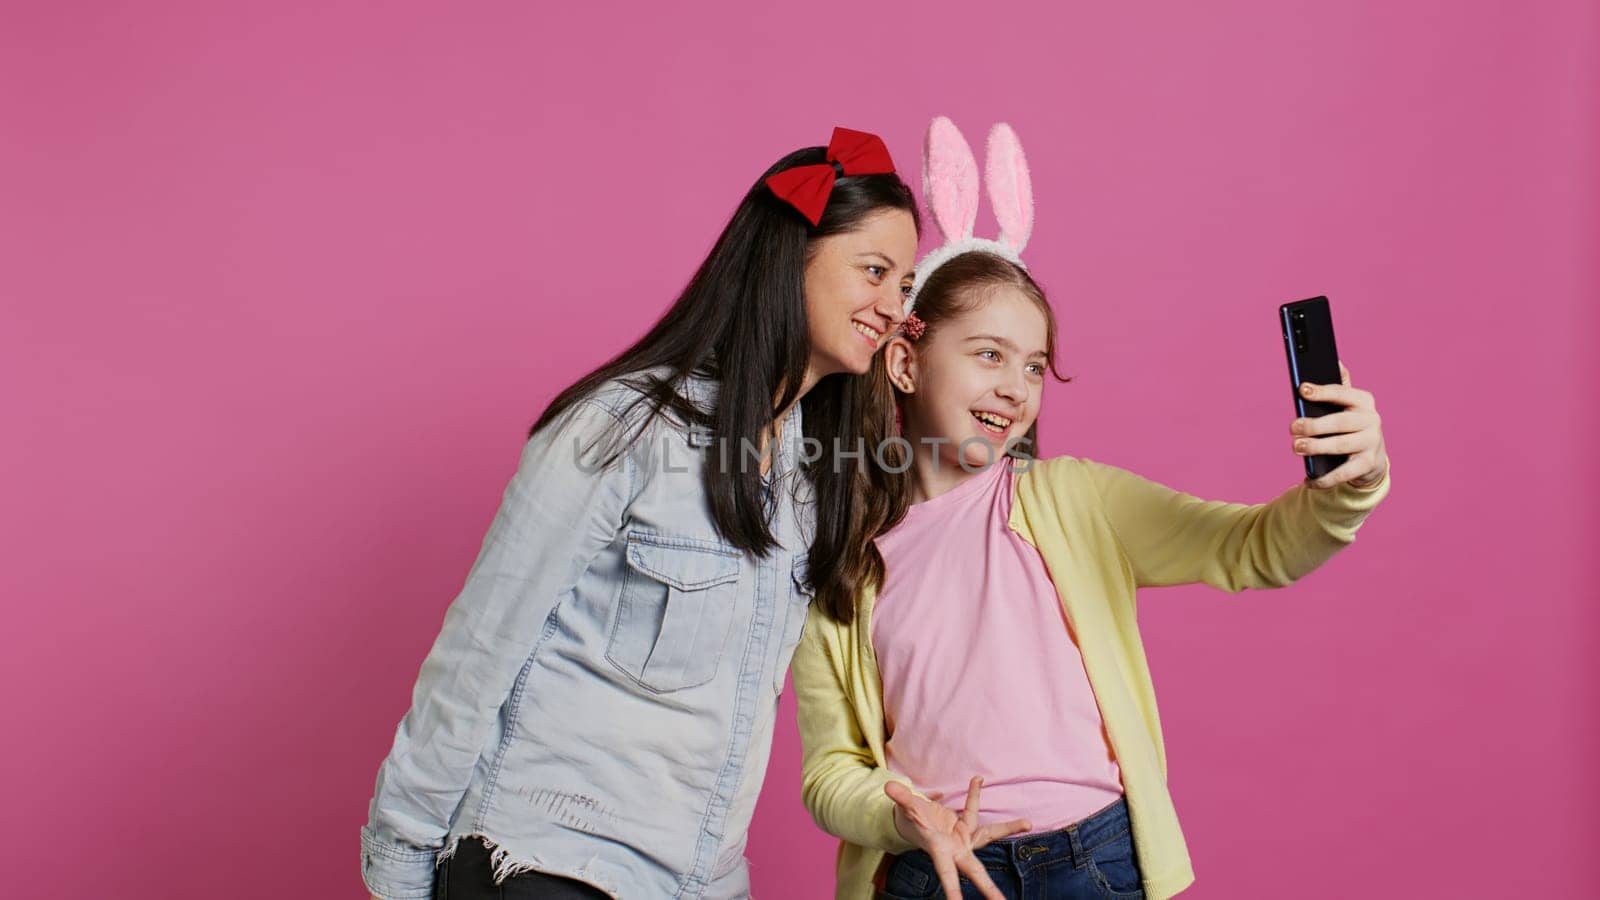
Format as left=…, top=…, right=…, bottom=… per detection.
left=793, top=456, right=1390, bottom=900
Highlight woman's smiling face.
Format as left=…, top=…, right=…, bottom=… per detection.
left=801, top=208, right=918, bottom=379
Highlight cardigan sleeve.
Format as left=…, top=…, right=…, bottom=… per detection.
left=1082, top=459, right=1390, bottom=592
left=793, top=603, right=920, bottom=855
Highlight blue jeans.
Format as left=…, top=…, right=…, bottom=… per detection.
left=879, top=797, right=1144, bottom=900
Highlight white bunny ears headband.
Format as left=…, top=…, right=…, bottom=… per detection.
left=904, top=117, right=1034, bottom=323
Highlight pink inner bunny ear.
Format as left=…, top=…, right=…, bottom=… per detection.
left=985, top=123, right=1034, bottom=254
left=923, top=116, right=979, bottom=242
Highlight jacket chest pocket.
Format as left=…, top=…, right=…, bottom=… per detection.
left=772, top=553, right=813, bottom=695
left=606, top=532, right=743, bottom=693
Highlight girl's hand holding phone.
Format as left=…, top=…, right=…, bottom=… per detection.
left=884, top=776, right=1032, bottom=900
left=1292, top=363, right=1389, bottom=490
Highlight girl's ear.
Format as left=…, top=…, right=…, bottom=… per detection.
left=884, top=336, right=917, bottom=394
left=985, top=122, right=1034, bottom=254
left=923, top=116, right=979, bottom=244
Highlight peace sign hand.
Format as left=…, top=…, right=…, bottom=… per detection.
left=884, top=776, right=1033, bottom=900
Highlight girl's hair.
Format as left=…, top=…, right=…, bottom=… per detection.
left=530, top=145, right=919, bottom=624
left=837, top=250, right=1071, bottom=624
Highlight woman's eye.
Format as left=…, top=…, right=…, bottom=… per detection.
left=866, top=265, right=886, bottom=279
left=900, top=282, right=913, bottom=297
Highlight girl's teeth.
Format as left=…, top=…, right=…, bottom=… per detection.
left=973, top=412, right=1010, bottom=432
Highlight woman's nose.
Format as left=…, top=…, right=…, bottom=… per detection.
left=876, top=288, right=907, bottom=326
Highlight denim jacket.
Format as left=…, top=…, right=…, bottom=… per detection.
left=361, top=370, right=816, bottom=899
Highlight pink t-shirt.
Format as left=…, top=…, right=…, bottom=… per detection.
left=872, top=458, right=1124, bottom=833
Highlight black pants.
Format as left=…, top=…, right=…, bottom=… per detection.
left=435, top=837, right=610, bottom=899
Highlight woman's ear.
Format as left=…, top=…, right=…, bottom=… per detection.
left=885, top=337, right=917, bottom=394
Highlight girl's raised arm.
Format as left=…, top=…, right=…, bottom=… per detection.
left=1083, top=367, right=1389, bottom=592
left=1086, top=457, right=1387, bottom=592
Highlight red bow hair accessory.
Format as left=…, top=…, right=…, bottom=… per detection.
left=764, top=127, right=897, bottom=226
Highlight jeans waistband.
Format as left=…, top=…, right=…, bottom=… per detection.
left=978, top=795, right=1130, bottom=869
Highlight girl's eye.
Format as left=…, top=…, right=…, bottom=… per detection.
left=1026, top=363, right=1045, bottom=376
left=979, top=349, right=1001, bottom=362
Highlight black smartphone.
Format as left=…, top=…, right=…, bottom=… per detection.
left=1279, top=296, right=1346, bottom=480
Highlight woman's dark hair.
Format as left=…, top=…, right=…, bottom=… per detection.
left=842, top=251, right=1072, bottom=623
left=530, top=144, right=919, bottom=624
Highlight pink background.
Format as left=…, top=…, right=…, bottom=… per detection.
left=4, top=2, right=1596, bottom=897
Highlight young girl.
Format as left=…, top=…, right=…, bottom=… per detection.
left=360, top=127, right=923, bottom=900
left=793, top=118, right=1390, bottom=900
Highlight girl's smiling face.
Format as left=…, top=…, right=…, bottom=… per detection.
left=890, top=286, right=1049, bottom=469
left=802, top=208, right=918, bottom=379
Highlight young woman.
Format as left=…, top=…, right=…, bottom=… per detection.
left=361, top=127, right=920, bottom=900
left=794, top=118, right=1390, bottom=900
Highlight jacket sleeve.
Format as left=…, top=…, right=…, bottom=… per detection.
left=1083, top=460, right=1390, bottom=592
left=360, top=398, right=635, bottom=900
left=793, top=603, right=920, bottom=855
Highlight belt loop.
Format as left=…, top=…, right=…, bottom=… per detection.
left=1068, top=824, right=1087, bottom=869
